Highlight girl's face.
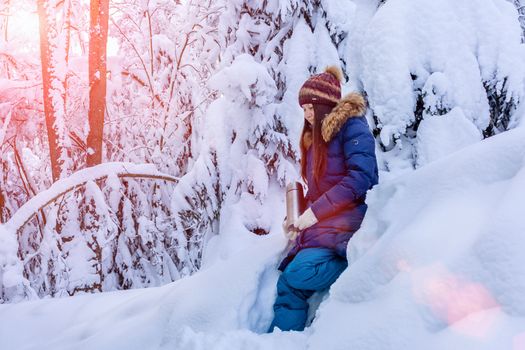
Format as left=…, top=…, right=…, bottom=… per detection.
left=302, top=103, right=314, bottom=125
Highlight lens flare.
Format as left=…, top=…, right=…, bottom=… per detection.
left=416, top=271, right=500, bottom=338
left=7, top=10, right=40, bottom=41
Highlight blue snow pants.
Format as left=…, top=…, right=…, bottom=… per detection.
left=268, top=247, right=348, bottom=332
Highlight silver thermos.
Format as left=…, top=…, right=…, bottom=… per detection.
left=285, top=182, right=305, bottom=233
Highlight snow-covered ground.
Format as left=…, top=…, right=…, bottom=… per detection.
left=2, top=0, right=525, bottom=348
left=2, top=122, right=525, bottom=350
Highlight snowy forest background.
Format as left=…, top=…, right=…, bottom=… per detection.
left=1, top=0, right=525, bottom=305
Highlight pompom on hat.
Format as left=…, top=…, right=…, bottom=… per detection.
left=298, top=66, right=343, bottom=108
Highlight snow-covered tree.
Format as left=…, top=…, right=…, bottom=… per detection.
left=37, top=0, right=73, bottom=182
left=169, top=0, right=360, bottom=265
left=346, top=0, right=525, bottom=170
left=105, top=0, right=223, bottom=276
left=0, top=0, right=46, bottom=216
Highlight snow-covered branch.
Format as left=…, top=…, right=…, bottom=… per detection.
left=5, top=162, right=178, bottom=234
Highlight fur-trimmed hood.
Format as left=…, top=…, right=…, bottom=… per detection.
left=302, top=92, right=367, bottom=149
left=321, top=92, right=366, bottom=142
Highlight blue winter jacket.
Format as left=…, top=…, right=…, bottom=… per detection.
left=279, top=93, right=379, bottom=271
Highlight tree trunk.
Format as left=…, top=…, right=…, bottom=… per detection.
left=0, top=188, right=6, bottom=223
left=87, top=0, right=110, bottom=166
left=37, top=0, right=63, bottom=182
left=2, top=0, right=9, bottom=41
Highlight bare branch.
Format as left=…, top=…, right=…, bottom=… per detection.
left=110, top=17, right=156, bottom=103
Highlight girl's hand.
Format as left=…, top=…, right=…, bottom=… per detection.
left=285, top=229, right=300, bottom=241
left=295, top=208, right=318, bottom=231
left=282, top=217, right=299, bottom=241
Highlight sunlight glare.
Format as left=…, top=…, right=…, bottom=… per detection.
left=8, top=10, right=40, bottom=42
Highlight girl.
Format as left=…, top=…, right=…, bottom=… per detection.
left=269, top=66, right=379, bottom=332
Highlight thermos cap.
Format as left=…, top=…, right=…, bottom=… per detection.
left=286, top=182, right=302, bottom=192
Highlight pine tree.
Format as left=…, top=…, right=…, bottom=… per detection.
left=169, top=0, right=354, bottom=265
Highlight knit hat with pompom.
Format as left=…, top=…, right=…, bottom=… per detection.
left=298, top=66, right=343, bottom=108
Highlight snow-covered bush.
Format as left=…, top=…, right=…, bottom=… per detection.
left=1, top=163, right=186, bottom=302
left=347, top=0, right=525, bottom=169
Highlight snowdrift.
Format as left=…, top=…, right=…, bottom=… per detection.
left=2, top=128, right=525, bottom=349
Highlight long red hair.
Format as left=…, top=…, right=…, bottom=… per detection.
left=300, top=104, right=333, bottom=185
